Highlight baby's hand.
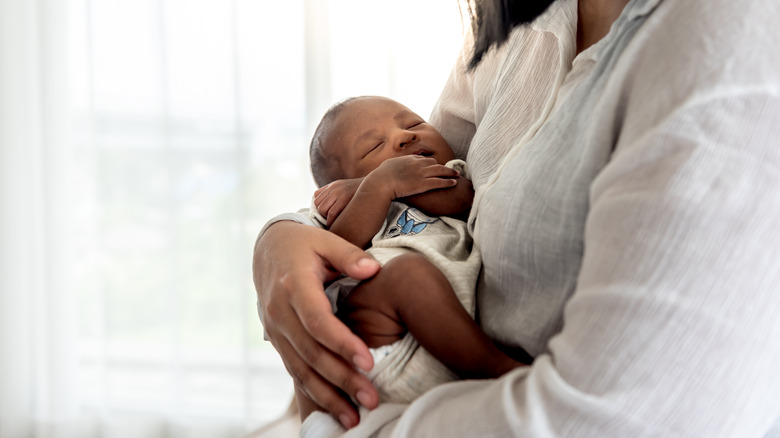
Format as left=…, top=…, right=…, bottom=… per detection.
left=371, top=155, right=459, bottom=200
left=314, top=178, right=362, bottom=227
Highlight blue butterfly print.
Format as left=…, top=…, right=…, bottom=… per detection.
left=400, top=210, right=429, bottom=234
left=386, top=208, right=438, bottom=238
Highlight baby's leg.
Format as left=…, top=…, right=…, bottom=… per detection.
left=337, top=252, right=525, bottom=379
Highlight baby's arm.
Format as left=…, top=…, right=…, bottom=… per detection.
left=338, top=252, right=528, bottom=379
left=313, top=178, right=362, bottom=227
left=315, top=170, right=473, bottom=226
left=327, top=156, right=459, bottom=248
left=401, top=174, right=473, bottom=220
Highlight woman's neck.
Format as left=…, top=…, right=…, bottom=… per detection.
left=576, top=0, right=630, bottom=54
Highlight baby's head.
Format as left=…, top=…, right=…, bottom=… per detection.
left=309, top=96, right=455, bottom=187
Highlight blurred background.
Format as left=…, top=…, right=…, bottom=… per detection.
left=0, top=0, right=464, bottom=437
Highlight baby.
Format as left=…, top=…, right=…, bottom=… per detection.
left=298, top=96, right=527, bottom=416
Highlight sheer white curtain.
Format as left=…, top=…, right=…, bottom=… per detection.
left=0, top=0, right=463, bottom=437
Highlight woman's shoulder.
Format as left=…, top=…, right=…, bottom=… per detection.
left=625, top=0, right=779, bottom=94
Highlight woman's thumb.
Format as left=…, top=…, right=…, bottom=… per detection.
left=322, top=237, right=380, bottom=281
left=349, top=256, right=381, bottom=279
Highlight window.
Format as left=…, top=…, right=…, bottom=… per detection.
left=1, top=0, right=463, bottom=435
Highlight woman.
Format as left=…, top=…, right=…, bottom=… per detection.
left=254, top=0, right=780, bottom=435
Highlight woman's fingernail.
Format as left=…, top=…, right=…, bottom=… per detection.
left=357, top=258, right=378, bottom=269
left=356, top=390, right=372, bottom=407
left=339, top=414, right=354, bottom=429
left=353, top=354, right=371, bottom=372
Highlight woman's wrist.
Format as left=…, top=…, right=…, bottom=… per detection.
left=255, top=212, right=317, bottom=251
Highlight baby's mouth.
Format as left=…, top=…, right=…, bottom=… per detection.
left=413, top=148, right=433, bottom=157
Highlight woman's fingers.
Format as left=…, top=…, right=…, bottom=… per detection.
left=299, top=233, right=380, bottom=372
left=255, top=222, right=381, bottom=426
left=285, top=269, right=373, bottom=367
left=273, top=324, right=364, bottom=428
left=315, top=230, right=381, bottom=282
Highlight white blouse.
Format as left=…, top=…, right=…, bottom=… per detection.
left=297, top=0, right=780, bottom=435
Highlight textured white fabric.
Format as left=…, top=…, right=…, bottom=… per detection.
left=0, top=1, right=77, bottom=436
left=301, top=0, right=780, bottom=436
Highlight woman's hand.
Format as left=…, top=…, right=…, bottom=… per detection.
left=314, top=178, right=363, bottom=227
left=253, top=221, right=381, bottom=428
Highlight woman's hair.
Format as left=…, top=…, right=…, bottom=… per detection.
left=467, top=0, right=559, bottom=70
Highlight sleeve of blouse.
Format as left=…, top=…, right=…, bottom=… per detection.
left=543, top=91, right=780, bottom=437
left=542, top=2, right=780, bottom=429
left=428, top=29, right=476, bottom=160
left=253, top=209, right=316, bottom=254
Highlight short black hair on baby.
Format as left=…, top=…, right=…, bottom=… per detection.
left=309, top=96, right=366, bottom=187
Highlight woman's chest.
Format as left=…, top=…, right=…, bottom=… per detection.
left=471, top=58, right=621, bottom=355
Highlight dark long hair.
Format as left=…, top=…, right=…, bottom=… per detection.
left=467, top=0, right=559, bottom=70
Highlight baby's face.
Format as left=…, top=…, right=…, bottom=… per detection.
left=326, top=97, right=455, bottom=179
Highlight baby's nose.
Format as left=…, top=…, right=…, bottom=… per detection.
left=396, top=131, right=417, bottom=149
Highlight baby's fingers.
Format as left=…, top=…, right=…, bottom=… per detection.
left=326, top=197, right=350, bottom=227
left=421, top=175, right=459, bottom=192
left=422, top=163, right=460, bottom=178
